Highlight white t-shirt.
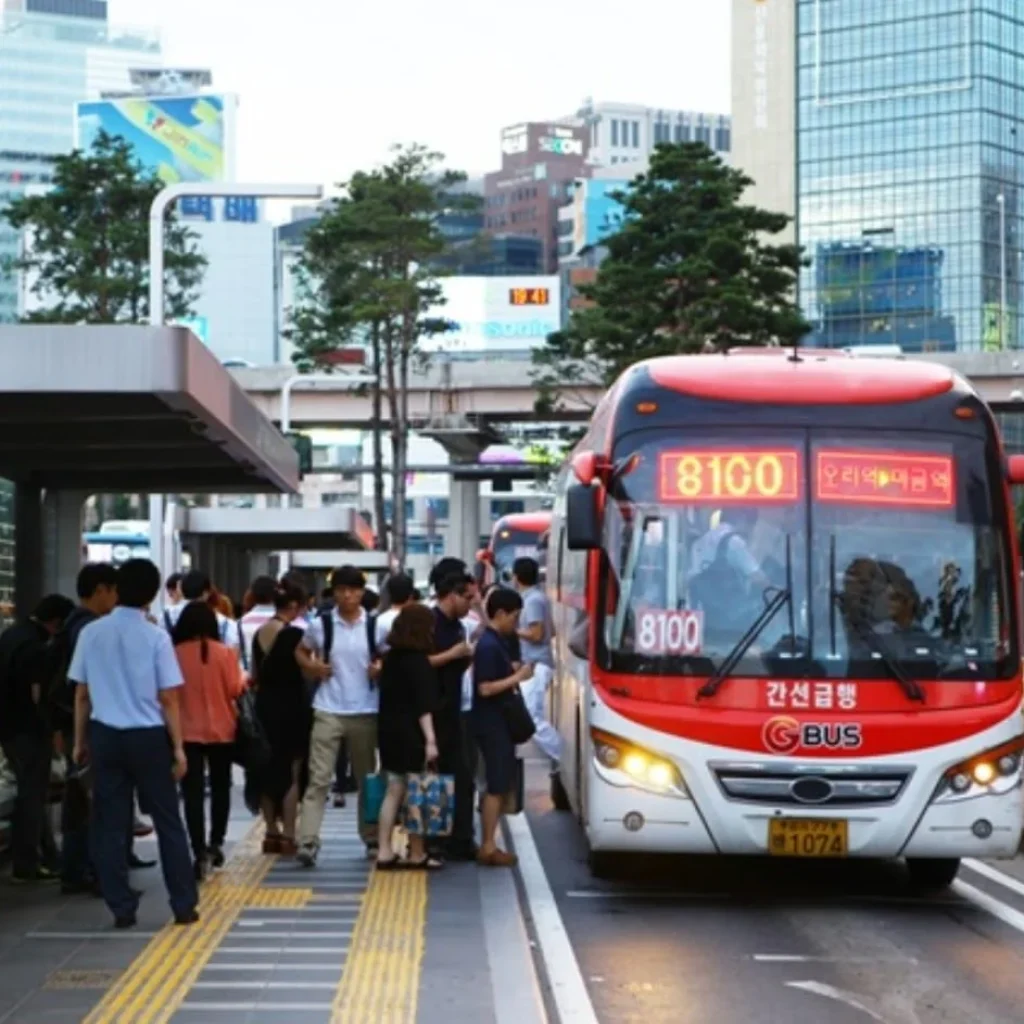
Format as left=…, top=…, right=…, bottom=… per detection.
left=303, top=609, right=378, bottom=715
left=460, top=610, right=482, bottom=712
left=375, top=607, right=400, bottom=653
left=163, top=600, right=241, bottom=654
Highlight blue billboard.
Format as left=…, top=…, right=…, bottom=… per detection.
left=577, top=180, right=631, bottom=251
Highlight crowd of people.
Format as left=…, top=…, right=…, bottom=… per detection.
left=0, top=551, right=560, bottom=927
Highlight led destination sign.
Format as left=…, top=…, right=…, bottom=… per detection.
left=658, top=449, right=801, bottom=504
left=815, top=450, right=955, bottom=508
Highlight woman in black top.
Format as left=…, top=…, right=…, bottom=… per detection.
left=376, top=603, right=441, bottom=870
left=250, top=583, right=312, bottom=857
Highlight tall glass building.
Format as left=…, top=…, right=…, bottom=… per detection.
left=0, top=0, right=162, bottom=322
left=734, top=0, right=1024, bottom=354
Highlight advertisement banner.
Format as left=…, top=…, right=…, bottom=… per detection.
left=573, top=180, right=630, bottom=254
left=76, top=93, right=235, bottom=184
left=420, top=275, right=561, bottom=353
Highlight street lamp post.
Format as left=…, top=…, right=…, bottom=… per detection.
left=997, top=193, right=1008, bottom=350
left=147, top=182, right=324, bottom=598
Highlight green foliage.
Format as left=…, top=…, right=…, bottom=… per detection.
left=286, top=143, right=473, bottom=567
left=2, top=131, right=205, bottom=323
left=532, top=142, right=809, bottom=413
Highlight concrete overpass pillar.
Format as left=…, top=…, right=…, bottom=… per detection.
left=42, top=489, right=86, bottom=600
left=14, top=482, right=42, bottom=615
left=448, top=477, right=481, bottom=565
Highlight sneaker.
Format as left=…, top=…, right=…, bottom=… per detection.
left=333, top=794, right=346, bottom=808
left=12, top=866, right=59, bottom=884
left=295, top=842, right=318, bottom=868
left=174, top=908, right=200, bottom=926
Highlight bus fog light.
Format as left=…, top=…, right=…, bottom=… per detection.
left=972, top=762, right=996, bottom=786
left=597, top=744, right=621, bottom=769
left=972, top=819, right=994, bottom=839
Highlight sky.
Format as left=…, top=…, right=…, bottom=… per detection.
left=108, top=0, right=731, bottom=188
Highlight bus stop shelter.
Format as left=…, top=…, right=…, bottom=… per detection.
left=0, top=325, right=299, bottom=611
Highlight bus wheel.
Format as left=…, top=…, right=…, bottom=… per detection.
left=906, top=857, right=961, bottom=893
left=550, top=768, right=571, bottom=812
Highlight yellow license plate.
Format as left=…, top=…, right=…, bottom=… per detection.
left=768, top=818, right=848, bottom=857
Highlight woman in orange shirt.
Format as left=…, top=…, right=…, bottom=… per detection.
left=172, top=601, right=246, bottom=881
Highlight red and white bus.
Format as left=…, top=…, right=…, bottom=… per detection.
left=478, top=511, right=553, bottom=588
left=547, top=349, right=1024, bottom=889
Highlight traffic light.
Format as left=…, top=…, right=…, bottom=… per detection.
left=286, top=432, right=313, bottom=477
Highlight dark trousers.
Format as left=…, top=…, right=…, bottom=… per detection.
left=333, top=739, right=356, bottom=793
left=437, top=706, right=475, bottom=850
left=1, top=732, right=57, bottom=877
left=180, top=742, right=233, bottom=859
left=89, top=721, right=196, bottom=919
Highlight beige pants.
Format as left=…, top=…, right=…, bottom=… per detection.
left=299, top=710, right=378, bottom=847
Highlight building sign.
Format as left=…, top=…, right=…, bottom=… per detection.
left=420, top=275, right=561, bottom=354
left=76, top=93, right=236, bottom=184
left=753, top=0, right=769, bottom=131
left=179, top=195, right=260, bottom=223
left=501, top=125, right=528, bottom=155
left=540, top=136, right=583, bottom=156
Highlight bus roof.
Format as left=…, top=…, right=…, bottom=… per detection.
left=642, top=350, right=957, bottom=407
left=491, top=511, right=552, bottom=538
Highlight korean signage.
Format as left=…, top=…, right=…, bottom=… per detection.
left=76, top=93, right=236, bottom=184
left=753, top=0, right=769, bottom=131
left=179, top=195, right=261, bottom=224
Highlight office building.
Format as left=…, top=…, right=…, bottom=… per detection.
left=566, top=98, right=731, bottom=170
left=0, top=0, right=162, bottom=323
left=484, top=122, right=589, bottom=273
left=733, top=0, right=1024, bottom=353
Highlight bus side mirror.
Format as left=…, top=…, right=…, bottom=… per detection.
left=566, top=483, right=601, bottom=550
left=1009, top=455, right=1024, bottom=485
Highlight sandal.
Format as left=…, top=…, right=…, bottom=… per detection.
left=402, top=856, right=444, bottom=871
left=375, top=854, right=401, bottom=871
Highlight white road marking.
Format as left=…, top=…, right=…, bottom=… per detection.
left=236, top=918, right=356, bottom=926
left=202, top=963, right=341, bottom=971
left=564, top=890, right=962, bottom=906
left=952, top=879, right=1024, bottom=935
left=506, top=812, right=599, bottom=1024
left=181, top=1002, right=333, bottom=1011
left=962, top=858, right=1024, bottom=900
left=213, top=946, right=349, bottom=954
left=220, top=930, right=353, bottom=938
left=192, top=981, right=337, bottom=989
left=755, top=954, right=917, bottom=964
left=786, top=980, right=891, bottom=1022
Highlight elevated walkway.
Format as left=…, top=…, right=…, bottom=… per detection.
left=0, top=795, right=547, bottom=1024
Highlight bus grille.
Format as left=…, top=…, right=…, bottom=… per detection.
left=709, top=762, right=913, bottom=807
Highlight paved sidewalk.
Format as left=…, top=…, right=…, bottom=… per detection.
left=0, top=795, right=547, bottom=1024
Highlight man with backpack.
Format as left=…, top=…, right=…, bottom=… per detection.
left=0, top=593, right=75, bottom=882
left=49, top=563, right=119, bottom=893
left=164, top=569, right=241, bottom=658
left=296, top=565, right=382, bottom=866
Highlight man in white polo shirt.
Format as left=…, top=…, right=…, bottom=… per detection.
left=295, top=565, right=381, bottom=866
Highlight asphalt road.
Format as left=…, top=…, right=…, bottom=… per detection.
left=521, top=761, right=1024, bottom=1024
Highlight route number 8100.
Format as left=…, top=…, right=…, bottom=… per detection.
left=658, top=449, right=801, bottom=504
left=636, top=609, right=704, bottom=656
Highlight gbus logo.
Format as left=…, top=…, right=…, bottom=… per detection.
left=762, top=716, right=862, bottom=754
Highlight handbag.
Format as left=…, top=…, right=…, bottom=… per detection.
left=233, top=688, right=271, bottom=768
left=403, top=771, right=456, bottom=837
left=501, top=687, right=536, bottom=745
left=360, top=773, right=387, bottom=825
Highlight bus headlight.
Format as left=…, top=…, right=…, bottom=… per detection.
left=932, top=736, right=1024, bottom=804
left=591, top=728, right=689, bottom=799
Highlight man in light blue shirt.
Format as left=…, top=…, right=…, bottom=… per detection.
left=70, top=558, right=198, bottom=930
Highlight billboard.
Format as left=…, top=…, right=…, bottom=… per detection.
left=816, top=243, right=943, bottom=318
left=76, top=93, right=236, bottom=184
left=420, top=275, right=561, bottom=354
left=572, top=179, right=630, bottom=254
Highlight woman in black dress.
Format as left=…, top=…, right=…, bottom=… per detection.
left=376, top=604, right=441, bottom=870
left=250, top=583, right=313, bottom=857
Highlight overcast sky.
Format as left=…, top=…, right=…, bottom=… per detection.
left=109, top=0, right=731, bottom=186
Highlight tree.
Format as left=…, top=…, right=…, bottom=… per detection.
left=532, top=142, right=809, bottom=414
left=288, top=144, right=470, bottom=569
left=2, top=130, right=206, bottom=323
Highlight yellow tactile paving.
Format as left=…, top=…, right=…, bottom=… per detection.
left=246, top=886, right=314, bottom=907
left=330, top=870, right=428, bottom=1024
left=82, top=821, right=272, bottom=1024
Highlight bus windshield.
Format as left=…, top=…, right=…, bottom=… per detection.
left=600, top=428, right=1016, bottom=682
left=492, top=528, right=545, bottom=582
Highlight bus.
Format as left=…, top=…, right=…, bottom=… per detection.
left=547, top=349, right=1024, bottom=890
left=477, top=511, right=552, bottom=587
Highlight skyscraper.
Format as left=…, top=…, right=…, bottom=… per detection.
left=733, top=0, right=1024, bottom=353
left=0, top=0, right=162, bottom=321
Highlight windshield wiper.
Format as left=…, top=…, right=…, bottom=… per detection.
left=831, top=593, right=925, bottom=703
left=698, top=536, right=794, bottom=699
